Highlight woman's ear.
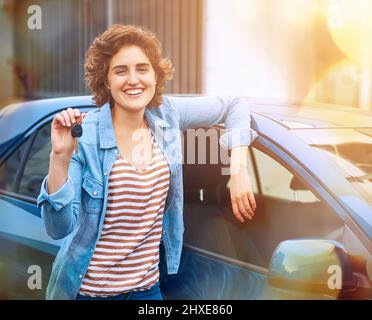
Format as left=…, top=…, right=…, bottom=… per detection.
left=104, top=81, right=110, bottom=90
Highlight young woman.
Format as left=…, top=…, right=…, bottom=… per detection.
left=37, top=24, right=257, bottom=300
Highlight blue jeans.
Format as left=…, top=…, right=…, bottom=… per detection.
left=76, top=282, right=164, bottom=300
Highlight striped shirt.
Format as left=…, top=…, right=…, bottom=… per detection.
left=78, top=135, right=170, bottom=297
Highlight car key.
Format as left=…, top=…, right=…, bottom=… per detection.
left=71, top=123, right=82, bottom=138
left=71, top=123, right=83, bottom=155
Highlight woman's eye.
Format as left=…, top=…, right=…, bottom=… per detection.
left=138, top=68, right=148, bottom=73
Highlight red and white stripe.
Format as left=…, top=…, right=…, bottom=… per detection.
left=78, top=136, right=170, bottom=297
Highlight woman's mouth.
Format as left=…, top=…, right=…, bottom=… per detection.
left=124, top=88, right=144, bottom=98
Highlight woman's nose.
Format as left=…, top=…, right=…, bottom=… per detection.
left=127, top=72, right=140, bottom=85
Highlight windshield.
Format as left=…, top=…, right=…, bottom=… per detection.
left=294, top=128, right=372, bottom=204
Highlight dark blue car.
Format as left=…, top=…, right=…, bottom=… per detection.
left=0, top=96, right=371, bottom=299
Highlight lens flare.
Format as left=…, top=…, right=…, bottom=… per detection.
left=327, top=0, right=372, bottom=66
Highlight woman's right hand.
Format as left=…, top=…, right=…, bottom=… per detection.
left=51, top=108, right=87, bottom=156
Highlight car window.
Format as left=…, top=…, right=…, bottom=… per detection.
left=295, top=128, right=372, bottom=204
left=253, top=148, right=319, bottom=203
left=183, top=145, right=343, bottom=269
left=18, top=122, right=52, bottom=198
left=0, top=139, right=30, bottom=192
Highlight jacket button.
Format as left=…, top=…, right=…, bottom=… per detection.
left=79, top=275, right=83, bottom=279
left=93, top=191, right=98, bottom=196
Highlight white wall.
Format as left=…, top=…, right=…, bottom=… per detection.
left=203, top=0, right=317, bottom=101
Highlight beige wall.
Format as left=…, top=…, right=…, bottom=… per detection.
left=1, top=0, right=203, bottom=105
left=0, top=0, right=16, bottom=107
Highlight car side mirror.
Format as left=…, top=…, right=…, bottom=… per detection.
left=268, top=239, right=370, bottom=299
left=289, top=176, right=308, bottom=191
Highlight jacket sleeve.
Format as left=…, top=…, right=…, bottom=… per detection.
left=165, top=95, right=258, bottom=149
left=36, top=151, right=82, bottom=240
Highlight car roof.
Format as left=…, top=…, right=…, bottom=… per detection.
left=248, top=99, right=372, bottom=129
left=0, top=96, right=97, bottom=145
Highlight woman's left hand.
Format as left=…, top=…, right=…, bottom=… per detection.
left=229, top=146, right=256, bottom=223
left=230, top=169, right=256, bottom=222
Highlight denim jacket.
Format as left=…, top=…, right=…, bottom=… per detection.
left=37, top=95, right=257, bottom=300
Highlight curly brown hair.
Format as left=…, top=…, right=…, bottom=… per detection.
left=85, top=24, right=174, bottom=107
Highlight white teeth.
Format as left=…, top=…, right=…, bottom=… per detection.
left=125, top=89, right=144, bottom=95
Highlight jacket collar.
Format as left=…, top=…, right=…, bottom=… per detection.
left=98, top=103, right=169, bottom=149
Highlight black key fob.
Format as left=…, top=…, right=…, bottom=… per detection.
left=71, top=124, right=83, bottom=138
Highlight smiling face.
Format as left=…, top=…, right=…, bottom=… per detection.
left=107, top=45, right=157, bottom=112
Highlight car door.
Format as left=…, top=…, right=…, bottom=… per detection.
left=161, top=130, right=345, bottom=300
left=0, top=121, right=57, bottom=299
left=0, top=107, right=93, bottom=299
